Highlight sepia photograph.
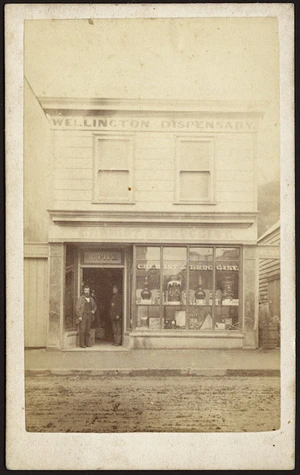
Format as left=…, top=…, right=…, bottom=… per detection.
left=6, top=3, right=294, bottom=471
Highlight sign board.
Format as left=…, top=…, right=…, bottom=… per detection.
left=83, top=250, right=122, bottom=265
left=48, top=115, right=258, bottom=133
left=137, top=263, right=239, bottom=271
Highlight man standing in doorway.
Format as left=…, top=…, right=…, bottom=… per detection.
left=75, top=285, right=97, bottom=348
left=110, top=284, right=122, bottom=346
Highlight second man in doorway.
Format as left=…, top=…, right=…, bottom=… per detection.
left=110, top=284, right=122, bottom=346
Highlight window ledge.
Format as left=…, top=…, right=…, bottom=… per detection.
left=130, top=330, right=244, bottom=338
left=173, top=201, right=217, bottom=205
left=91, top=201, right=136, bottom=205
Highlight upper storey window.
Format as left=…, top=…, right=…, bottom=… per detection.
left=175, top=136, right=215, bottom=204
left=93, top=134, right=134, bottom=203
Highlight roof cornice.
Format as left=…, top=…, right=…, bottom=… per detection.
left=48, top=210, right=257, bottom=228
left=39, top=97, right=268, bottom=115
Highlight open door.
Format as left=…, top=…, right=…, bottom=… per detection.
left=82, top=268, right=123, bottom=346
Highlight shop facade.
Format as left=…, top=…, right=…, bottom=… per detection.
left=26, top=97, right=265, bottom=350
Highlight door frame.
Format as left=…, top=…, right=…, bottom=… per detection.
left=78, top=264, right=126, bottom=343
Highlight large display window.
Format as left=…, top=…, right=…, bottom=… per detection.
left=133, top=245, right=241, bottom=331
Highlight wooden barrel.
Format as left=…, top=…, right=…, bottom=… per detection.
left=260, top=322, right=279, bottom=349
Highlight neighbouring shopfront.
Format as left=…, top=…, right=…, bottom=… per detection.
left=25, top=97, right=265, bottom=350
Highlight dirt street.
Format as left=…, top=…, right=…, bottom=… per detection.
left=25, top=373, right=280, bottom=433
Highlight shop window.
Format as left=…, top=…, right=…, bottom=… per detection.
left=134, top=245, right=241, bottom=332
left=175, top=137, right=215, bottom=203
left=135, top=246, right=161, bottom=329
left=93, top=135, right=134, bottom=203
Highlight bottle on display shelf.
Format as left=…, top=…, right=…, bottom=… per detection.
left=141, top=276, right=152, bottom=301
left=195, top=276, right=206, bottom=305
left=222, top=276, right=234, bottom=305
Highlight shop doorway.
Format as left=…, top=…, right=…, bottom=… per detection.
left=82, top=268, right=123, bottom=345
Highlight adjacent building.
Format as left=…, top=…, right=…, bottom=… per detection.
left=258, top=221, right=280, bottom=316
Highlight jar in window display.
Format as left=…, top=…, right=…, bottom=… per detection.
left=195, top=276, right=206, bottom=305
left=141, top=276, right=152, bottom=301
left=167, top=280, right=181, bottom=303
left=222, top=276, right=234, bottom=304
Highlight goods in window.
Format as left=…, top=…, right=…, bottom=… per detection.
left=215, top=290, right=223, bottom=305
left=189, top=308, right=206, bottom=329
left=215, top=321, right=226, bottom=330
left=167, top=280, right=181, bottom=304
left=164, top=319, right=176, bottom=329
left=201, top=313, right=213, bottom=330
left=151, top=289, right=160, bottom=305
left=182, top=290, right=192, bottom=305
left=137, top=306, right=148, bottom=327
left=225, top=317, right=232, bottom=329
left=222, top=276, right=234, bottom=302
left=175, top=310, right=186, bottom=328
left=149, top=317, right=161, bottom=330
left=195, top=276, right=206, bottom=305
left=141, top=276, right=152, bottom=303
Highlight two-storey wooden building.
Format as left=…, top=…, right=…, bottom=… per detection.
left=24, top=85, right=266, bottom=350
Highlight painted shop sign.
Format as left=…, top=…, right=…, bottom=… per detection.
left=83, top=250, right=122, bottom=265
left=137, top=263, right=239, bottom=271
left=48, top=115, right=257, bottom=132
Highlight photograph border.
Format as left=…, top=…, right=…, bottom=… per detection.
left=5, top=3, right=295, bottom=470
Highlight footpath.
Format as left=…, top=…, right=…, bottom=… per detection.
left=25, top=347, right=280, bottom=376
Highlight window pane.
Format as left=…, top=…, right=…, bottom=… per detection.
left=188, top=248, right=213, bottom=329
left=216, top=248, right=240, bottom=260
left=163, top=247, right=187, bottom=261
left=215, top=247, right=240, bottom=330
left=188, top=248, right=213, bottom=305
left=180, top=171, right=210, bottom=201
left=179, top=141, right=210, bottom=169
left=136, top=247, right=160, bottom=305
left=189, top=247, right=213, bottom=261
left=136, top=246, right=160, bottom=260
left=98, top=139, right=130, bottom=169
left=97, top=170, right=129, bottom=200
left=163, top=247, right=187, bottom=304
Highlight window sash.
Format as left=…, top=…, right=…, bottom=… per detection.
left=92, top=134, right=135, bottom=203
left=175, top=136, right=215, bottom=203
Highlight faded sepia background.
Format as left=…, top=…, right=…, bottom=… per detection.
left=24, top=18, right=280, bottom=240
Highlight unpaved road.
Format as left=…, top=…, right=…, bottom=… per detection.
left=25, top=373, right=280, bottom=433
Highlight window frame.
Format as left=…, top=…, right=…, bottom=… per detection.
left=174, top=135, right=216, bottom=204
left=92, top=133, right=135, bottom=204
left=133, top=244, right=242, bottom=332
